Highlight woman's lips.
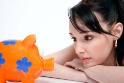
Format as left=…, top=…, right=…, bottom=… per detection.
left=82, top=57, right=91, bottom=62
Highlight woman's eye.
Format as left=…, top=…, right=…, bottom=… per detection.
left=84, top=35, right=93, bottom=41
left=71, top=37, right=76, bottom=42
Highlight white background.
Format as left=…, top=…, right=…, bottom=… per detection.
left=0, top=0, right=80, bottom=55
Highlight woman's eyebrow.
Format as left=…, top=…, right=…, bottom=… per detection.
left=69, top=31, right=93, bottom=36
left=69, top=32, right=88, bottom=35
left=79, top=31, right=93, bottom=34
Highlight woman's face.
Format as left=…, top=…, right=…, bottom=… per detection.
left=69, top=16, right=115, bottom=68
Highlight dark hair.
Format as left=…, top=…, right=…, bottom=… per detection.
left=68, top=0, right=124, bottom=66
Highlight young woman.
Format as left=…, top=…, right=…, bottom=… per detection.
left=42, top=0, right=124, bottom=83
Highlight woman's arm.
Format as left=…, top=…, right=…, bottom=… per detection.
left=42, top=63, right=87, bottom=82
left=42, top=44, right=84, bottom=81
left=64, top=58, right=124, bottom=83
left=84, top=65, right=124, bottom=83
left=42, top=45, right=97, bottom=82
left=44, top=44, right=78, bottom=65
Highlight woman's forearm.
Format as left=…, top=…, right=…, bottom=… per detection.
left=41, top=63, right=87, bottom=82
left=84, top=65, right=124, bottom=83
left=44, top=44, right=77, bottom=65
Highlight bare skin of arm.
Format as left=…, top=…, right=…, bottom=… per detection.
left=44, top=44, right=78, bottom=65
left=84, top=65, right=124, bottom=83
left=42, top=44, right=97, bottom=82
left=42, top=63, right=88, bottom=82
left=42, top=45, right=87, bottom=82
left=64, top=56, right=124, bottom=83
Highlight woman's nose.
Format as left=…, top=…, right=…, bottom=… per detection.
left=74, top=42, right=85, bottom=55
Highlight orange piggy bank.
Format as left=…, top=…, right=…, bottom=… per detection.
left=0, top=34, right=54, bottom=83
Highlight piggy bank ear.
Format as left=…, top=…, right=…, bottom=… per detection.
left=23, top=34, right=36, bottom=48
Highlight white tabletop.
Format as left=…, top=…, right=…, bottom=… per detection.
left=7, top=76, right=82, bottom=83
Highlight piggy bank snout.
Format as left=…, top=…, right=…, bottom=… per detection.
left=42, top=58, right=54, bottom=71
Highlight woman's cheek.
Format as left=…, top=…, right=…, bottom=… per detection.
left=90, top=41, right=105, bottom=53
left=89, top=40, right=108, bottom=58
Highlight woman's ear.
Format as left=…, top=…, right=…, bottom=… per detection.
left=111, top=22, right=123, bottom=39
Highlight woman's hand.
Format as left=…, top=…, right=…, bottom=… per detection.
left=64, top=58, right=99, bottom=83
left=64, top=58, right=85, bottom=71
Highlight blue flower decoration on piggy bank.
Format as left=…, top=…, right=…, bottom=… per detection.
left=16, top=57, right=32, bottom=72
left=0, top=53, right=5, bottom=64
left=3, top=40, right=16, bottom=46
